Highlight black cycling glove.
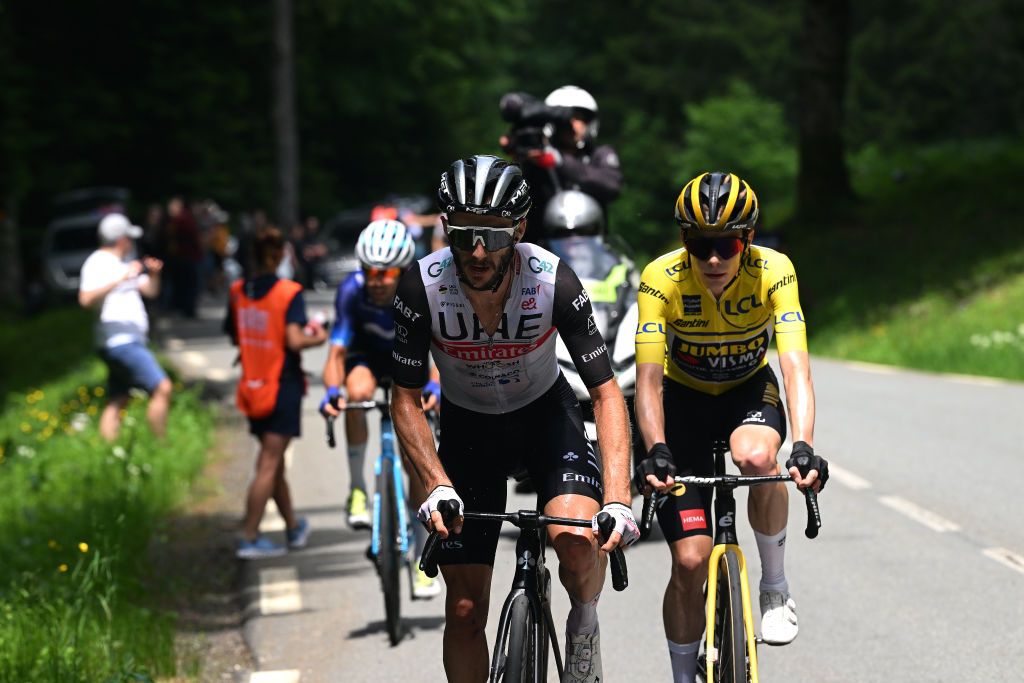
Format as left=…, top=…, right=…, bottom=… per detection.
left=634, top=443, right=677, bottom=491
left=785, top=441, right=829, bottom=491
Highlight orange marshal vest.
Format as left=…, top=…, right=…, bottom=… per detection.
left=230, top=278, right=304, bottom=419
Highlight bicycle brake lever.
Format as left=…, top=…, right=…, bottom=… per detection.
left=325, top=416, right=336, bottom=449
left=803, top=489, right=822, bottom=539
left=595, top=512, right=628, bottom=592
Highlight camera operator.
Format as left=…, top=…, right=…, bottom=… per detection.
left=500, top=85, right=623, bottom=244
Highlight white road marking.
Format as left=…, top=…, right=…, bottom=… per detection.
left=261, top=499, right=286, bottom=533
left=878, top=495, right=960, bottom=532
left=250, top=670, right=301, bottom=683
left=206, top=367, right=230, bottom=382
left=259, top=567, right=303, bottom=615
left=182, top=351, right=208, bottom=368
left=982, top=547, right=1024, bottom=576
left=841, top=360, right=898, bottom=374
left=828, top=463, right=872, bottom=490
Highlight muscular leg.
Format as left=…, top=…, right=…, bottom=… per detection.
left=243, top=432, right=289, bottom=539
left=146, top=378, right=173, bottom=439
left=439, top=564, right=492, bottom=682
left=271, top=438, right=297, bottom=530
left=663, top=535, right=713, bottom=644
left=730, top=425, right=786, bottom=535
left=546, top=494, right=605, bottom=607
left=344, top=365, right=377, bottom=492
left=99, top=395, right=129, bottom=442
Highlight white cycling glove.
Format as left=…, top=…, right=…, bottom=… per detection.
left=592, top=502, right=640, bottom=548
left=417, top=485, right=463, bottom=529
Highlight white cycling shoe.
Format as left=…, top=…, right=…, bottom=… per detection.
left=563, top=630, right=602, bottom=682
left=759, top=590, right=799, bottom=645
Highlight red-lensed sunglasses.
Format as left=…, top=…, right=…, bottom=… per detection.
left=363, top=266, right=403, bottom=280
left=684, top=236, right=746, bottom=261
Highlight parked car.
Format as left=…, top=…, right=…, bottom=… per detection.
left=41, top=187, right=130, bottom=294
left=312, top=195, right=434, bottom=290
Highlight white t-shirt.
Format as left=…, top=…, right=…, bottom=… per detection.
left=79, top=249, right=151, bottom=348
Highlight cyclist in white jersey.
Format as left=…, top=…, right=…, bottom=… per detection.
left=391, top=155, right=638, bottom=683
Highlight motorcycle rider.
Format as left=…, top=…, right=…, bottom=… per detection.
left=501, top=85, right=623, bottom=244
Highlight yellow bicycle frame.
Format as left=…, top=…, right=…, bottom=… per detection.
left=704, top=543, right=760, bottom=682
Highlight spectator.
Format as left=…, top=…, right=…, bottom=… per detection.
left=225, top=226, right=328, bottom=559
left=167, top=196, right=202, bottom=317
left=78, top=214, right=172, bottom=441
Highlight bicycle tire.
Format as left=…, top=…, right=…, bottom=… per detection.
left=501, top=595, right=535, bottom=682
left=712, top=551, right=748, bottom=683
left=378, top=469, right=402, bottom=646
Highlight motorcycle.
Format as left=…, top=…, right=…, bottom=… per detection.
left=541, top=190, right=643, bottom=461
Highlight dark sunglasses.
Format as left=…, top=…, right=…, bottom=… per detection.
left=363, top=266, right=403, bottom=280
left=684, top=236, right=745, bottom=261
left=446, top=224, right=518, bottom=252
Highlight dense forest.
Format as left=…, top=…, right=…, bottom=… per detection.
left=1, top=0, right=1022, bottom=296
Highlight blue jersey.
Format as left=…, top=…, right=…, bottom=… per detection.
left=330, top=271, right=395, bottom=354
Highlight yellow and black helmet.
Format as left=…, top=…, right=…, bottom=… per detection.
left=674, top=171, right=759, bottom=234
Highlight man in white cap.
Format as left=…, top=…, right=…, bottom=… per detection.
left=79, top=213, right=172, bottom=441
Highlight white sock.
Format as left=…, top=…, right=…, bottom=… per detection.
left=347, top=442, right=367, bottom=493
left=667, top=639, right=700, bottom=682
left=565, top=591, right=601, bottom=636
left=754, top=528, right=789, bottom=593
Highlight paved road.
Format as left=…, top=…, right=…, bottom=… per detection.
left=164, top=291, right=1024, bottom=682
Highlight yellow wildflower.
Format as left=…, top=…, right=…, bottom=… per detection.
left=20, top=423, right=31, bottom=433
left=59, top=564, right=68, bottom=573
left=48, top=540, right=59, bottom=550
left=78, top=542, right=89, bottom=553
left=93, top=387, right=104, bottom=397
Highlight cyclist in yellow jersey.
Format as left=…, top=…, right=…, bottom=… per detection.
left=634, top=172, right=829, bottom=682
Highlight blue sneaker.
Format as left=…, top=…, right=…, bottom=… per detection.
left=286, top=517, right=310, bottom=549
left=236, top=535, right=287, bottom=560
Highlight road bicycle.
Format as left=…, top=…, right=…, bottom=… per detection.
left=638, top=440, right=822, bottom=683
left=421, top=499, right=628, bottom=682
left=326, top=382, right=416, bottom=646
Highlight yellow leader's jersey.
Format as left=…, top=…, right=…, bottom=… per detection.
left=635, top=245, right=807, bottom=395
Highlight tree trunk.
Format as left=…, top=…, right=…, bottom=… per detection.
left=272, top=0, right=299, bottom=230
left=0, top=197, right=21, bottom=309
left=797, top=0, right=854, bottom=219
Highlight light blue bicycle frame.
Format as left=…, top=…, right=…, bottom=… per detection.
left=370, top=390, right=412, bottom=560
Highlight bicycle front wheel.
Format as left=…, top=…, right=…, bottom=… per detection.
left=377, top=468, right=402, bottom=646
left=501, top=595, right=536, bottom=682
left=711, top=551, right=748, bottom=683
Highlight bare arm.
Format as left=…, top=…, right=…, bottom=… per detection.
left=635, top=363, right=666, bottom=450
left=588, top=378, right=631, bottom=506
left=285, top=322, right=327, bottom=351
left=778, top=350, right=815, bottom=446
left=138, top=258, right=163, bottom=299
left=322, top=344, right=347, bottom=388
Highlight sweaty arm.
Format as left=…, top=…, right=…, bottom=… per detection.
left=323, top=282, right=358, bottom=388
left=284, top=290, right=326, bottom=351
left=634, top=261, right=670, bottom=450
left=390, top=265, right=450, bottom=493
left=554, top=262, right=629, bottom=504
left=770, top=255, right=814, bottom=447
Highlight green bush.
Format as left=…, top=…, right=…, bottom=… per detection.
left=674, top=79, right=797, bottom=225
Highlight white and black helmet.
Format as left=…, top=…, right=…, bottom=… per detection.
left=545, top=85, right=599, bottom=140
left=355, top=219, right=416, bottom=269
left=437, top=154, right=532, bottom=222
left=543, top=190, right=605, bottom=237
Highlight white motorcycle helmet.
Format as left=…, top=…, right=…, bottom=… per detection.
left=543, top=190, right=605, bottom=237
left=545, top=85, right=600, bottom=142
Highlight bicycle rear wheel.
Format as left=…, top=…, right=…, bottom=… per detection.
left=711, top=551, right=748, bottom=683
left=377, top=468, right=402, bottom=646
left=501, top=595, right=536, bottom=682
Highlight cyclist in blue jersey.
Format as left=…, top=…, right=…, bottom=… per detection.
left=321, top=219, right=442, bottom=598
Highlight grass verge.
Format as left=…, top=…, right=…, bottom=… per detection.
left=0, top=309, right=212, bottom=682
